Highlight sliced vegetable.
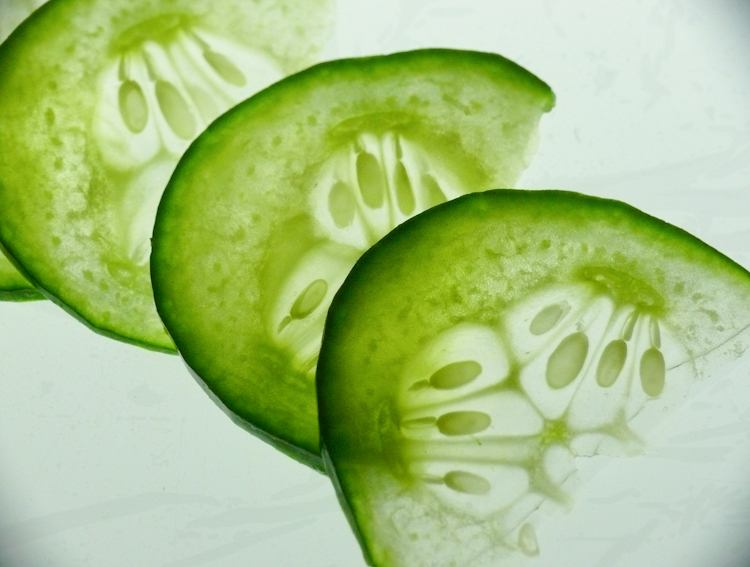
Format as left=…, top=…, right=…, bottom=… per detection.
left=317, top=189, right=750, bottom=566
left=151, top=49, right=554, bottom=469
left=0, top=0, right=334, bottom=348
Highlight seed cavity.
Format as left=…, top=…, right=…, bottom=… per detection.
left=300, top=354, right=319, bottom=375
left=118, top=80, right=148, bottom=133
left=421, top=173, right=447, bottom=207
left=580, top=266, right=664, bottom=311
left=277, top=315, right=293, bottom=333
left=640, top=347, right=665, bottom=397
left=113, top=13, right=188, bottom=52
left=188, top=85, right=220, bottom=122
left=529, top=301, right=570, bottom=335
left=518, top=523, right=539, bottom=556
left=289, top=279, right=328, bottom=320
left=356, top=151, right=386, bottom=209
left=429, top=360, right=482, bottom=390
left=436, top=411, right=491, bottom=436
left=118, top=54, right=128, bottom=81
left=143, top=50, right=158, bottom=79
left=650, top=316, right=661, bottom=348
left=596, top=339, right=627, bottom=388
left=155, top=80, right=196, bottom=139
left=420, top=474, right=445, bottom=485
left=546, top=332, right=589, bottom=389
left=408, top=379, right=430, bottom=392
left=622, top=310, right=639, bottom=340
left=394, top=161, right=415, bottom=215
left=444, top=470, right=491, bottom=495
left=316, top=134, right=461, bottom=248
left=203, top=49, right=247, bottom=86
left=402, top=416, right=437, bottom=429
left=328, top=181, right=357, bottom=228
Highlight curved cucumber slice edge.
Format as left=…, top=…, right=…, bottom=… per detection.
left=317, top=188, right=750, bottom=567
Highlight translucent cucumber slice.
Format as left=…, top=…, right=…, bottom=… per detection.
left=317, top=189, right=750, bottom=567
left=0, top=0, right=49, bottom=301
left=0, top=0, right=334, bottom=349
left=151, top=49, right=554, bottom=469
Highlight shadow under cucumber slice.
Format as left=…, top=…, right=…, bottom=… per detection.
left=316, top=189, right=750, bottom=567
left=0, top=0, right=333, bottom=348
left=151, top=49, right=555, bottom=470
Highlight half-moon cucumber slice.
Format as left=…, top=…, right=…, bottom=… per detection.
left=317, top=189, right=750, bottom=567
left=151, top=49, right=554, bottom=469
left=0, top=0, right=334, bottom=348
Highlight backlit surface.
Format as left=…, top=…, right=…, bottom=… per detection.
left=2, top=1, right=750, bottom=565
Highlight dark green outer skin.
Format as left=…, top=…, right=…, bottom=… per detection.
left=0, top=289, right=44, bottom=302
left=0, top=0, right=332, bottom=351
left=152, top=49, right=554, bottom=470
left=317, top=189, right=750, bottom=566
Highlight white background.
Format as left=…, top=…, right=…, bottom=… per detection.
left=2, top=0, right=750, bottom=565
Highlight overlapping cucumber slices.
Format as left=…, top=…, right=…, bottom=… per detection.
left=317, top=189, right=750, bottom=567
left=0, top=0, right=333, bottom=346
left=151, top=49, right=554, bottom=469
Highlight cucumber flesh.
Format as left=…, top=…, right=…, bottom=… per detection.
left=0, top=0, right=334, bottom=349
left=0, top=0, right=48, bottom=301
left=317, top=189, right=750, bottom=567
left=152, top=49, right=554, bottom=469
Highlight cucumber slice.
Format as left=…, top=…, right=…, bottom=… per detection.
left=0, top=0, right=49, bottom=301
left=317, top=189, right=750, bottom=567
left=151, top=49, right=554, bottom=469
left=0, top=0, right=333, bottom=349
